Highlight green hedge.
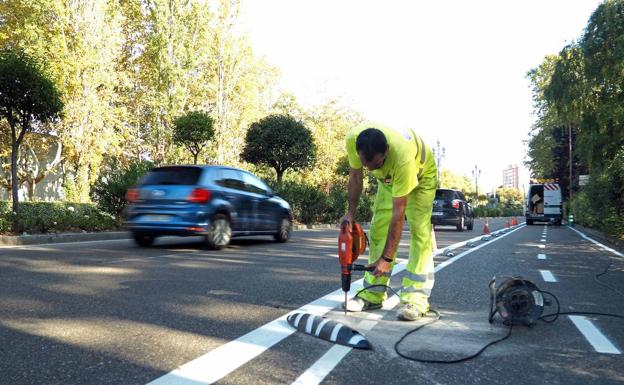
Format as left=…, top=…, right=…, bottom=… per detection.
left=569, top=150, right=624, bottom=239
left=0, top=201, right=120, bottom=234
left=91, top=159, right=154, bottom=216
left=272, top=181, right=373, bottom=225
left=473, top=206, right=523, bottom=218
left=1, top=180, right=377, bottom=234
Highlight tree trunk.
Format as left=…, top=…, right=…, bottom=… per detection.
left=193, top=152, right=198, bottom=165
left=11, top=140, right=19, bottom=233
left=276, top=169, right=283, bottom=186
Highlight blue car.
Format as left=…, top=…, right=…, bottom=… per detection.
left=124, top=165, right=293, bottom=249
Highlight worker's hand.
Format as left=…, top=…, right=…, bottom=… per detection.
left=338, top=212, right=354, bottom=228
left=367, top=256, right=392, bottom=278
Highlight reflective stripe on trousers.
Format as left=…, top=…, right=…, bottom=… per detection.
left=357, top=175, right=437, bottom=313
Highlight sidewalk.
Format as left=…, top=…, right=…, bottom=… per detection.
left=0, top=223, right=341, bottom=247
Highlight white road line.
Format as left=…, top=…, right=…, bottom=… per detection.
left=539, top=270, right=557, bottom=282
left=539, top=245, right=545, bottom=249
left=569, top=316, right=621, bottom=354
left=540, top=239, right=547, bottom=242
left=568, top=227, right=624, bottom=258
left=288, top=225, right=527, bottom=385
left=538, top=254, right=547, bottom=260
left=291, top=345, right=352, bottom=385
left=149, top=225, right=527, bottom=385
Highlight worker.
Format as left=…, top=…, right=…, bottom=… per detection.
left=339, top=123, right=437, bottom=321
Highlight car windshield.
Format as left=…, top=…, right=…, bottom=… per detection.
left=140, top=167, right=202, bottom=186
left=435, top=190, right=455, bottom=201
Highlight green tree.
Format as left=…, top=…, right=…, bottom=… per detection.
left=0, top=49, right=63, bottom=231
left=495, top=187, right=523, bottom=206
left=172, top=111, right=215, bottom=164
left=91, top=158, right=153, bottom=216
left=205, top=0, right=278, bottom=166
left=242, top=114, right=316, bottom=184
left=439, top=169, right=473, bottom=193
left=0, top=0, right=128, bottom=202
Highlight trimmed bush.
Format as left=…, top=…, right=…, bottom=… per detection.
left=0, top=201, right=120, bottom=234
left=271, top=181, right=373, bottom=225
left=91, top=159, right=153, bottom=216
left=569, top=151, right=624, bottom=239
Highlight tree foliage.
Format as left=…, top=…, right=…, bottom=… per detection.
left=0, top=48, right=62, bottom=231
left=527, top=0, right=624, bottom=237
left=172, top=111, right=215, bottom=164
left=242, top=114, right=316, bottom=184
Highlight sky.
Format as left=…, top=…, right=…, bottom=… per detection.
left=239, top=0, right=602, bottom=193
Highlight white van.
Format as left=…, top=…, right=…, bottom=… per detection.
left=525, top=181, right=563, bottom=225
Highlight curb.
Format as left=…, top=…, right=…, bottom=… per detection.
left=572, top=224, right=624, bottom=249
left=0, top=231, right=130, bottom=246
left=0, top=224, right=350, bottom=247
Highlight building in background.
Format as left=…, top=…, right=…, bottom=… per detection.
left=502, top=164, right=519, bottom=189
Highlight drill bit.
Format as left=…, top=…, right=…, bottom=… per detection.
left=344, top=291, right=347, bottom=316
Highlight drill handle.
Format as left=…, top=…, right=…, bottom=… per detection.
left=351, top=264, right=375, bottom=272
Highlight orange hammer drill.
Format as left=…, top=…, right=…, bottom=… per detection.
left=339, top=221, right=374, bottom=315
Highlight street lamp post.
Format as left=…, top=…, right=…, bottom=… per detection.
left=433, top=140, right=445, bottom=188
left=472, top=165, right=481, bottom=206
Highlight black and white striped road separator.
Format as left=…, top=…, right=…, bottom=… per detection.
left=287, top=313, right=372, bottom=349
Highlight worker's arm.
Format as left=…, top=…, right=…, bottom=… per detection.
left=340, top=167, right=363, bottom=224
left=369, top=195, right=408, bottom=277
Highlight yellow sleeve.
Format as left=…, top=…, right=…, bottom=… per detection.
left=392, top=159, right=418, bottom=197
left=346, top=131, right=363, bottom=169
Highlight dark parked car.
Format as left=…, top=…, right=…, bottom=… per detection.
left=431, top=188, right=474, bottom=231
left=124, top=165, right=292, bottom=248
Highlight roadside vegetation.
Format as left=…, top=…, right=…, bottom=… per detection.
left=4, top=0, right=604, bottom=235
left=527, top=0, right=624, bottom=239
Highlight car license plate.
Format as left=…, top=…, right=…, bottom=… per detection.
left=142, top=215, right=171, bottom=222
left=432, top=212, right=443, bottom=216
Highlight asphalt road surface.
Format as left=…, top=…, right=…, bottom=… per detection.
left=1, top=218, right=622, bottom=385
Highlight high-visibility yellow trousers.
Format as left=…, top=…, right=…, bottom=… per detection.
left=357, top=174, right=437, bottom=314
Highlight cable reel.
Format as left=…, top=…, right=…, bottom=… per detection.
left=488, top=276, right=551, bottom=326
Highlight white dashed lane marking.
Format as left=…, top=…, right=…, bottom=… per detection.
left=569, top=316, right=621, bottom=354
left=539, top=270, right=557, bottom=282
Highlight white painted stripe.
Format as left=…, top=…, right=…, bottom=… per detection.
left=539, top=245, right=545, bottom=249
left=288, top=224, right=528, bottom=385
left=357, top=320, right=378, bottom=331
left=538, top=254, right=546, bottom=260
left=315, top=319, right=330, bottom=337
left=541, top=239, right=547, bottom=242
left=291, top=345, right=352, bottom=385
left=540, top=270, right=557, bottom=282
left=293, top=313, right=305, bottom=328
left=347, top=334, right=366, bottom=346
left=568, top=227, right=624, bottom=258
left=305, top=315, right=315, bottom=334
left=569, top=316, right=621, bottom=354
left=149, top=225, right=527, bottom=385
left=329, top=324, right=343, bottom=342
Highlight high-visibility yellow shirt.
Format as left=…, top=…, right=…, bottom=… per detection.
left=346, top=122, right=437, bottom=198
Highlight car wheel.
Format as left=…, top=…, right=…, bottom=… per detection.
left=467, top=217, right=474, bottom=231
left=206, top=214, right=232, bottom=250
left=133, top=232, right=155, bottom=247
left=527, top=219, right=533, bottom=225
left=274, top=216, right=292, bottom=243
left=456, top=216, right=465, bottom=232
